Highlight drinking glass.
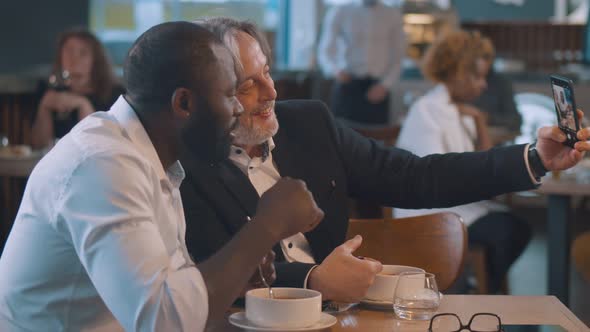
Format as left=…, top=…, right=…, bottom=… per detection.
left=48, top=70, right=71, bottom=91
left=48, top=70, right=73, bottom=121
left=393, top=271, right=440, bottom=320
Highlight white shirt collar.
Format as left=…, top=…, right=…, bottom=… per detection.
left=432, top=84, right=453, bottom=104
left=230, top=137, right=276, bottom=159
left=108, top=96, right=185, bottom=187
left=267, top=137, right=276, bottom=152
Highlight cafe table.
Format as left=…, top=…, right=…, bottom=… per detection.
left=0, top=150, right=43, bottom=177
left=0, top=148, right=43, bottom=238
left=536, top=175, right=590, bottom=306
left=209, top=295, right=589, bottom=331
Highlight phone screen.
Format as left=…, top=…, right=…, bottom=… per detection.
left=551, top=83, right=577, bottom=132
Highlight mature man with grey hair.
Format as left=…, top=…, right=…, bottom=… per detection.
left=180, top=17, right=590, bottom=304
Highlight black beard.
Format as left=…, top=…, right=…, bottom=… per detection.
left=181, top=98, right=232, bottom=164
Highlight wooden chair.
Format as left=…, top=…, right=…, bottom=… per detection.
left=345, top=212, right=467, bottom=291
left=466, top=245, right=490, bottom=294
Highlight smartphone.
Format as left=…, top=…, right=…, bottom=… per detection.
left=550, top=75, right=580, bottom=147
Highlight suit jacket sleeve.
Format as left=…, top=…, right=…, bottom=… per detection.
left=274, top=262, right=316, bottom=288
left=317, top=106, right=537, bottom=209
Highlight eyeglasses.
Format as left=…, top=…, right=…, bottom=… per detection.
left=428, top=313, right=503, bottom=332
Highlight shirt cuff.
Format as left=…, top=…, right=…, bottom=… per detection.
left=303, top=265, right=319, bottom=289
left=524, top=143, right=542, bottom=186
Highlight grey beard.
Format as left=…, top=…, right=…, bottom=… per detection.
left=232, top=123, right=278, bottom=147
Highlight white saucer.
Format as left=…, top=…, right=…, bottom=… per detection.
left=228, top=312, right=337, bottom=331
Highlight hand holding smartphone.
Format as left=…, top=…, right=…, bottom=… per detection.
left=550, top=75, right=580, bottom=148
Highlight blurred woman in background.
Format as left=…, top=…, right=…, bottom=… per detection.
left=32, top=28, right=123, bottom=149
left=395, top=30, right=531, bottom=294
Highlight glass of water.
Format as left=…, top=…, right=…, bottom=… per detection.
left=393, top=271, right=440, bottom=320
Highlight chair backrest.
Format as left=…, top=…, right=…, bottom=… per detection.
left=346, top=212, right=467, bottom=291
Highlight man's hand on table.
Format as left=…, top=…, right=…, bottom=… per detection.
left=307, top=235, right=383, bottom=303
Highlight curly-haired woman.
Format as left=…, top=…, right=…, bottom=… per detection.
left=395, top=30, right=531, bottom=294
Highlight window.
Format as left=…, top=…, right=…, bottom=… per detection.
left=90, top=0, right=280, bottom=66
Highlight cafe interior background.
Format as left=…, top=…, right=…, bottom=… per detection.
left=1, top=0, right=590, bottom=326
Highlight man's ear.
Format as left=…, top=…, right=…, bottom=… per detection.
left=171, top=88, right=192, bottom=119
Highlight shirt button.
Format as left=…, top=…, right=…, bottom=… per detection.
left=288, top=242, right=293, bottom=249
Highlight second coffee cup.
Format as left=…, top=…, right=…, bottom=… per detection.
left=364, top=265, right=425, bottom=302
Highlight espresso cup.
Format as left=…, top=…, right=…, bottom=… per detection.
left=245, top=287, right=322, bottom=328
left=364, top=265, right=425, bottom=302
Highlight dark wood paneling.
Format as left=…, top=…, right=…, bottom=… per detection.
left=462, top=22, right=584, bottom=71
left=0, top=93, right=37, bottom=250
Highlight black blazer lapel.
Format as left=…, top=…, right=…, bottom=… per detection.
left=216, top=161, right=259, bottom=218
left=181, top=153, right=258, bottom=235
left=217, top=161, right=288, bottom=261
left=270, top=101, right=351, bottom=263
left=272, top=123, right=305, bottom=179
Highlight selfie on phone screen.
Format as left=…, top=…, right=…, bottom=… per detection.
left=552, top=84, right=576, bottom=131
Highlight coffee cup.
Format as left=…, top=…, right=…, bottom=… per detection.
left=245, top=287, right=322, bottom=328
left=364, top=265, right=425, bottom=302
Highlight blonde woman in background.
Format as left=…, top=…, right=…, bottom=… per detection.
left=395, top=30, right=531, bottom=294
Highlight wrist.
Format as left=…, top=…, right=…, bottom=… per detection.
left=307, top=265, right=332, bottom=300
left=77, top=97, right=94, bottom=117
left=527, top=141, right=548, bottom=179
left=39, top=102, right=53, bottom=114
left=473, top=111, right=487, bottom=122
left=303, top=265, right=320, bottom=289
left=249, top=215, right=283, bottom=243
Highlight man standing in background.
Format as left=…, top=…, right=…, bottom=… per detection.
left=318, top=0, right=406, bottom=125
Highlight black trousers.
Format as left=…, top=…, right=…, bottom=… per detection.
left=467, top=212, right=532, bottom=294
left=330, top=78, right=389, bottom=125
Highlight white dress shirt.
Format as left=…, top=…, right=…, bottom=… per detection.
left=228, top=139, right=316, bottom=265
left=317, top=3, right=406, bottom=88
left=394, top=85, right=512, bottom=225
left=0, top=96, right=208, bottom=331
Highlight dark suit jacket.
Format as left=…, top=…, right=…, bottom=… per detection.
left=180, top=100, right=537, bottom=287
